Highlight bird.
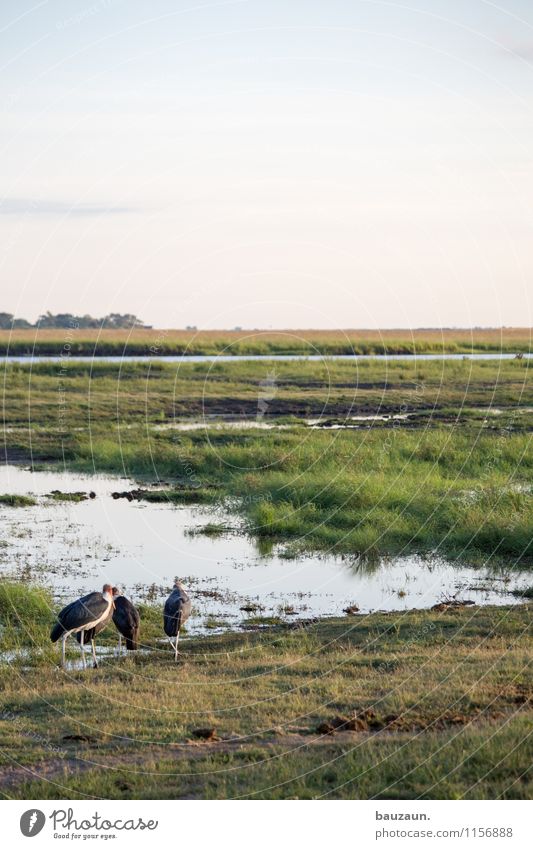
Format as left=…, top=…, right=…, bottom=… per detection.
left=50, top=584, right=114, bottom=669
left=111, top=587, right=140, bottom=654
left=163, top=579, right=192, bottom=661
left=74, top=601, right=114, bottom=663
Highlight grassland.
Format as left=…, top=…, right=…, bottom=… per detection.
left=0, top=355, right=532, bottom=800
left=0, top=583, right=531, bottom=799
left=0, top=326, right=532, bottom=357
left=2, top=356, right=532, bottom=424
left=1, top=357, right=532, bottom=561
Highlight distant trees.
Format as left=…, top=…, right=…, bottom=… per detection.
left=102, top=313, right=148, bottom=329
left=0, top=312, right=32, bottom=329
left=0, top=312, right=150, bottom=329
left=37, top=313, right=88, bottom=328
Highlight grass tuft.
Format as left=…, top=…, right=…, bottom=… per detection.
left=0, top=494, right=37, bottom=507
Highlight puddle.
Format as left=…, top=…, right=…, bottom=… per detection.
left=308, top=413, right=412, bottom=429
left=152, top=415, right=409, bottom=432
left=152, top=420, right=292, bottom=431
left=0, top=643, right=161, bottom=671
left=139, top=408, right=533, bottom=433
left=61, top=645, right=159, bottom=671
left=0, top=465, right=530, bottom=637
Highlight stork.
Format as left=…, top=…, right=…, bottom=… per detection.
left=50, top=584, right=114, bottom=669
left=112, top=587, right=140, bottom=655
left=74, top=603, right=114, bottom=665
left=163, top=579, right=191, bottom=661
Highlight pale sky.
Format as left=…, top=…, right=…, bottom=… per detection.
left=1, top=0, right=532, bottom=328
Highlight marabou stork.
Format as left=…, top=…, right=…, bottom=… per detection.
left=50, top=584, right=114, bottom=669
left=112, top=587, right=140, bottom=654
left=163, top=579, right=191, bottom=661
left=74, top=602, right=114, bottom=664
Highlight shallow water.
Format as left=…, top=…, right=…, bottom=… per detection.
left=0, top=643, right=157, bottom=671
left=151, top=414, right=409, bottom=432
left=0, top=465, right=529, bottom=636
left=114, top=408, right=533, bottom=433
left=3, top=352, right=531, bottom=364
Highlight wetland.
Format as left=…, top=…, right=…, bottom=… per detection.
left=0, top=353, right=532, bottom=799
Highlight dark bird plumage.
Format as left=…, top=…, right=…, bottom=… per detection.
left=164, top=582, right=192, bottom=637
left=50, top=584, right=114, bottom=668
left=51, top=591, right=111, bottom=642
left=164, top=580, right=191, bottom=660
left=74, top=606, right=113, bottom=646
left=112, top=591, right=140, bottom=651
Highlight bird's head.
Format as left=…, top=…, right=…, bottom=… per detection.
left=102, top=583, right=113, bottom=599
left=112, top=586, right=120, bottom=597
left=173, top=578, right=183, bottom=589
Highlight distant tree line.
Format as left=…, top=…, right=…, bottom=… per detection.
left=0, top=312, right=150, bottom=330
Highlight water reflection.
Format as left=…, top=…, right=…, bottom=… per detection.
left=0, top=465, right=529, bottom=635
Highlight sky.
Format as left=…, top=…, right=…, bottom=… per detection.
left=1, top=0, right=532, bottom=329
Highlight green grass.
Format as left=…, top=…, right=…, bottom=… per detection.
left=0, top=494, right=36, bottom=507
left=1, top=356, right=532, bottom=800
left=0, top=581, right=55, bottom=653
left=2, top=356, right=533, bottom=427
left=187, top=521, right=231, bottom=536
left=48, top=491, right=90, bottom=502
left=1, top=358, right=532, bottom=561
left=132, top=487, right=217, bottom=504
left=0, top=587, right=531, bottom=799
left=57, top=427, right=533, bottom=560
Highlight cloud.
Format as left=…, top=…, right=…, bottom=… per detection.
left=0, top=198, right=136, bottom=216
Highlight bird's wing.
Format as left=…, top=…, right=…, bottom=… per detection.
left=119, top=598, right=140, bottom=626
left=163, top=591, right=185, bottom=635
left=113, top=598, right=140, bottom=637
left=57, top=592, right=109, bottom=631
left=112, top=598, right=129, bottom=630
left=129, top=602, right=141, bottom=627
left=76, top=608, right=114, bottom=642
left=163, top=590, right=180, bottom=616
left=164, top=588, right=192, bottom=630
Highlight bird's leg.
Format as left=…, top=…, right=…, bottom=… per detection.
left=91, top=639, right=98, bottom=669
left=80, top=630, right=86, bottom=670
left=61, top=634, right=67, bottom=668
left=175, top=630, right=180, bottom=661
left=118, top=634, right=122, bottom=656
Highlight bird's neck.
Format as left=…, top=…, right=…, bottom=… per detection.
left=103, top=591, right=112, bottom=604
